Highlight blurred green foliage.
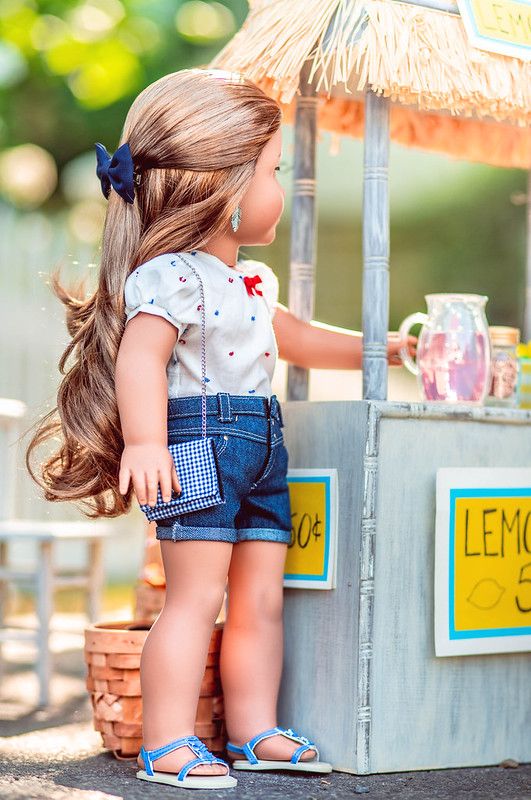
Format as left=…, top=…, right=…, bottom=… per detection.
left=258, top=168, right=527, bottom=332
left=0, top=0, right=248, bottom=167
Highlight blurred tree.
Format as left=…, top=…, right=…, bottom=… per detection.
left=0, top=0, right=248, bottom=171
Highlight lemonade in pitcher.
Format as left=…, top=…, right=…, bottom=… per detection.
left=398, top=294, right=492, bottom=405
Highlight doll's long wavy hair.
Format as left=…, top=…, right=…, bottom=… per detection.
left=25, top=69, right=282, bottom=518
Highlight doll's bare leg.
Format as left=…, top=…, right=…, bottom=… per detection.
left=220, top=541, right=317, bottom=762
left=136, top=539, right=232, bottom=776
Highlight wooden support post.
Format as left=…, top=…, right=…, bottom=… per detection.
left=362, top=89, right=391, bottom=401
left=525, top=171, right=531, bottom=343
left=0, top=541, right=7, bottom=685
left=88, top=538, right=104, bottom=622
left=36, top=540, right=52, bottom=706
left=287, top=60, right=318, bottom=401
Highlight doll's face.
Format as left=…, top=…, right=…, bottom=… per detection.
left=237, top=127, right=285, bottom=246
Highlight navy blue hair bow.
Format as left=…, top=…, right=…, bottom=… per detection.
left=95, top=141, right=136, bottom=204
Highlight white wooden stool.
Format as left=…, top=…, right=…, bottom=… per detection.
left=0, top=520, right=114, bottom=706
left=0, top=398, right=115, bottom=706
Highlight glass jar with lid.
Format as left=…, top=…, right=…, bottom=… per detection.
left=486, top=326, right=520, bottom=407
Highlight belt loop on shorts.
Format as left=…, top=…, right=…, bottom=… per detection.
left=269, top=394, right=283, bottom=425
left=217, top=392, right=233, bottom=422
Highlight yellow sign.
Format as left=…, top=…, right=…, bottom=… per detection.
left=518, top=357, right=531, bottom=409
left=284, top=469, right=337, bottom=589
left=453, top=495, right=531, bottom=632
left=435, top=468, right=531, bottom=656
left=457, top=0, right=531, bottom=60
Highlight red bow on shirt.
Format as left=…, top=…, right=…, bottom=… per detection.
left=243, top=275, right=263, bottom=297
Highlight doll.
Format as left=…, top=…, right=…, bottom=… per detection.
left=26, top=68, right=416, bottom=790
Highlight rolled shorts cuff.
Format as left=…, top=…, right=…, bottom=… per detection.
left=155, top=522, right=292, bottom=544
left=155, top=523, right=237, bottom=543
left=236, top=527, right=292, bottom=544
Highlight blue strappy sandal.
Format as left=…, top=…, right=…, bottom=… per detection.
left=136, top=734, right=237, bottom=789
left=226, top=726, right=332, bottom=773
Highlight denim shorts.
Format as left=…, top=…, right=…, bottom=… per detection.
left=155, top=392, right=292, bottom=544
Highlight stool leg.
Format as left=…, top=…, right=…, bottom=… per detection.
left=0, top=541, right=7, bottom=687
left=37, top=540, right=53, bottom=707
left=87, top=539, right=103, bottom=622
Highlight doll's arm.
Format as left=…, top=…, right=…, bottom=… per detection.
left=272, top=303, right=363, bottom=369
left=272, top=303, right=416, bottom=369
left=115, top=313, right=180, bottom=505
left=116, top=313, right=176, bottom=445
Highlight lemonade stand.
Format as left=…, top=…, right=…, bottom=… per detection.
left=211, top=0, right=531, bottom=773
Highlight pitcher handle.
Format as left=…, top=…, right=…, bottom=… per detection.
left=398, top=312, right=427, bottom=376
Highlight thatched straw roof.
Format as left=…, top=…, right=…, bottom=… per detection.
left=210, top=0, right=530, bottom=168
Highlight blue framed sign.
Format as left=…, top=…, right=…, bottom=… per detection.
left=435, top=467, right=531, bottom=656
left=284, top=468, right=338, bottom=590
left=457, top=0, right=531, bottom=61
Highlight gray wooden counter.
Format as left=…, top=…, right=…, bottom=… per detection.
left=278, top=400, right=531, bottom=774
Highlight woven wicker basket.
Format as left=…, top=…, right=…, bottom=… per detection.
left=84, top=619, right=226, bottom=758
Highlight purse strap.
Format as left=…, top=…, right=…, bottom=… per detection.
left=172, top=253, right=208, bottom=439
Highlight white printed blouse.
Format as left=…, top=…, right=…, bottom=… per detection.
left=123, top=249, right=280, bottom=399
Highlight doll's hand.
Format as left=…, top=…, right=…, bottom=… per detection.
left=119, top=443, right=181, bottom=506
left=387, top=331, right=417, bottom=367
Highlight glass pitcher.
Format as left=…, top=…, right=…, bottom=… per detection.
left=398, top=294, right=492, bottom=405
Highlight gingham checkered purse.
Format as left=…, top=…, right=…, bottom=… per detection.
left=139, top=254, right=225, bottom=522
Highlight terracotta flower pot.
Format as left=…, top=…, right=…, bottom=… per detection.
left=84, top=619, right=225, bottom=758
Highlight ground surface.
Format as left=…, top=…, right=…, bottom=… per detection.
left=1, top=613, right=529, bottom=800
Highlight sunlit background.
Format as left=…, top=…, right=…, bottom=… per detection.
left=0, top=0, right=527, bottom=596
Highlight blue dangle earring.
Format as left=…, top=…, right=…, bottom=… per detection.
left=231, top=205, right=241, bottom=232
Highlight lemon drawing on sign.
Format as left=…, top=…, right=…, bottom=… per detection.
left=467, top=578, right=505, bottom=610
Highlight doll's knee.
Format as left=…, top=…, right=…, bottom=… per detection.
left=228, top=583, right=283, bottom=625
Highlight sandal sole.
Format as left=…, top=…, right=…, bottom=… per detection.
left=229, top=759, right=333, bottom=773
left=136, top=769, right=238, bottom=788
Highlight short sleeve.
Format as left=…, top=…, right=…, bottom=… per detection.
left=241, top=259, right=279, bottom=316
left=124, top=256, right=200, bottom=332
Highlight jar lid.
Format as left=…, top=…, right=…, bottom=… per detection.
left=488, top=326, right=520, bottom=346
